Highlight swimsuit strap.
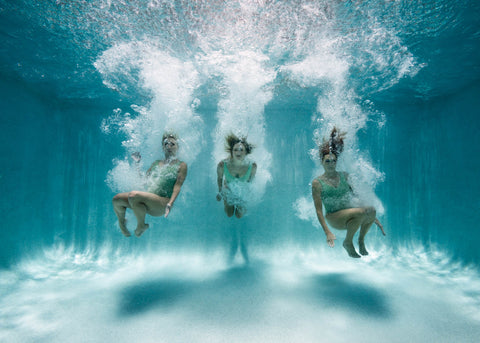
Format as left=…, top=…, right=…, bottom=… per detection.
left=243, top=163, right=253, bottom=181
left=317, top=173, right=346, bottom=190
left=224, top=161, right=252, bottom=182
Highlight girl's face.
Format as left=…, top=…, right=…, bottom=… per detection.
left=232, top=142, right=247, bottom=162
left=163, top=138, right=178, bottom=156
left=322, top=153, right=337, bottom=172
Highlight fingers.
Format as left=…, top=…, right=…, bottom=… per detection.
left=327, top=233, right=336, bottom=247
left=164, top=204, right=171, bottom=218
left=377, top=223, right=386, bottom=236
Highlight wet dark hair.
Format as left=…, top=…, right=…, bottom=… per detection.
left=320, top=127, right=346, bottom=160
left=225, top=133, right=254, bottom=156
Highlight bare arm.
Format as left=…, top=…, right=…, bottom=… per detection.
left=165, top=162, right=187, bottom=217
left=131, top=152, right=148, bottom=177
left=343, top=171, right=354, bottom=193
left=145, top=160, right=159, bottom=177
left=312, top=179, right=336, bottom=247
left=248, top=162, right=257, bottom=182
left=216, top=161, right=224, bottom=201
left=375, top=218, right=386, bottom=236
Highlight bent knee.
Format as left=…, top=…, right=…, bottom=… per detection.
left=113, top=193, right=126, bottom=203
left=235, top=208, right=245, bottom=218
left=127, top=191, right=143, bottom=203
left=225, top=207, right=234, bottom=217
left=363, top=206, right=376, bottom=219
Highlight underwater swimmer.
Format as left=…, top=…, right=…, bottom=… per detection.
left=112, top=133, right=187, bottom=237
left=312, top=127, right=385, bottom=258
left=216, top=133, right=257, bottom=218
left=216, top=133, right=257, bottom=263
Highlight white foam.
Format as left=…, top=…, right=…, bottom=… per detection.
left=202, top=51, right=276, bottom=205
left=285, top=46, right=386, bottom=222
left=96, top=40, right=204, bottom=192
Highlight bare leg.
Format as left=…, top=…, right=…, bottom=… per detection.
left=358, top=208, right=376, bottom=256
left=225, top=204, right=250, bottom=264
left=228, top=227, right=239, bottom=263
left=327, top=207, right=376, bottom=258
left=112, top=193, right=132, bottom=237
left=128, top=192, right=149, bottom=237
left=224, top=201, right=235, bottom=217
left=126, top=191, right=169, bottom=237
left=221, top=201, right=237, bottom=263
left=343, top=217, right=361, bottom=258
left=235, top=205, right=246, bottom=219
left=239, top=225, right=249, bottom=264
left=228, top=211, right=241, bottom=264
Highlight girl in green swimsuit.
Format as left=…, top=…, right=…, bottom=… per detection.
left=112, top=133, right=187, bottom=238
left=216, top=134, right=257, bottom=263
left=312, top=128, right=385, bottom=258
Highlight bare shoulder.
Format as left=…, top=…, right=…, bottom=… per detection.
left=217, top=160, right=225, bottom=168
left=312, top=178, right=323, bottom=199
left=150, top=160, right=161, bottom=168
left=178, top=161, right=188, bottom=173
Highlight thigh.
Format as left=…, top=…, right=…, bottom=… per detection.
left=235, top=206, right=246, bottom=218
left=132, top=191, right=169, bottom=217
left=326, top=208, right=367, bottom=229
left=113, top=192, right=132, bottom=208
left=223, top=201, right=235, bottom=217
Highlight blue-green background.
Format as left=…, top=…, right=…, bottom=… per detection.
left=1, top=0, right=479, bottom=267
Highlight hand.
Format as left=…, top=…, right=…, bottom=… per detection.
left=375, top=218, right=386, bottom=236
left=326, top=232, right=336, bottom=247
left=216, top=192, right=222, bottom=201
left=131, top=152, right=141, bottom=163
left=165, top=204, right=172, bottom=218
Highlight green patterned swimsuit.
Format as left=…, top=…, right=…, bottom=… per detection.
left=147, top=160, right=181, bottom=198
left=317, top=173, right=353, bottom=214
left=222, top=161, right=253, bottom=206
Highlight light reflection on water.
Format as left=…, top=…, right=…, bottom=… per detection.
left=1, top=244, right=479, bottom=343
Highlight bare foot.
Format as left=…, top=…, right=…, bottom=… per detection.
left=118, top=219, right=131, bottom=237
left=343, top=241, right=361, bottom=258
left=134, top=223, right=149, bottom=237
left=358, top=240, right=369, bottom=256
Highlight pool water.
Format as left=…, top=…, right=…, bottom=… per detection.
left=1, top=1, right=479, bottom=342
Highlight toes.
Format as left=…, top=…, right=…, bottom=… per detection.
left=358, top=241, right=369, bottom=256
left=134, top=224, right=149, bottom=237
left=343, top=241, right=361, bottom=258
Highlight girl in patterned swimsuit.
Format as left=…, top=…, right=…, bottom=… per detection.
left=112, top=132, right=187, bottom=238
left=216, top=134, right=257, bottom=263
left=312, top=127, right=385, bottom=258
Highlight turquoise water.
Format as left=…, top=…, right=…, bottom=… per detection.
left=1, top=1, right=480, bottom=342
